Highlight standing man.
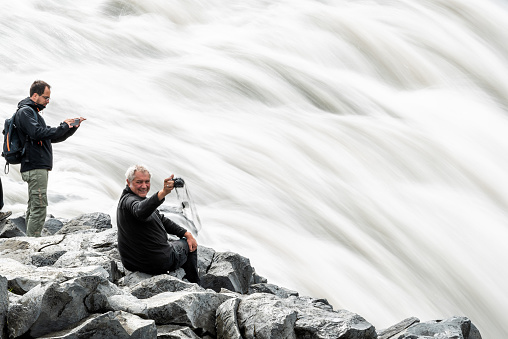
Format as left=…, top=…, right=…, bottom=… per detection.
left=117, top=165, right=200, bottom=284
left=16, top=80, right=85, bottom=237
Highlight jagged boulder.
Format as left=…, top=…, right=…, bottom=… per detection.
left=7, top=275, right=124, bottom=338
left=197, top=245, right=215, bottom=275
left=377, top=317, right=420, bottom=339
left=395, top=316, right=482, bottom=339
left=41, top=218, right=65, bottom=236
left=0, top=257, right=109, bottom=295
left=200, top=251, right=254, bottom=294
left=216, top=297, right=242, bottom=339
left=38, top=311, right=156, bottom=339
left=145, top=290, right=233, bottom=335
left=0, top=219, right=25, bottom=238
left=31, top=250, right=67, bottom=267
left=233, top=293, right=376, bottom=339
left=129, top=274, right=203, bottom=299
left=56, top=212, right=112, bottom=234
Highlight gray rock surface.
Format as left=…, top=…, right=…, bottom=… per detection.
left=7, top=275, right=124, bottom=338
left=216, top=298, right=242, bottom=339
left=38, top=311, right=156, bottom=339
left=145, top=290, right=233, bottom=335
left=236, top=293, right=376, bottom=339
left=0, top=219, right=25, bottom=238
left=129, top=274, right=203, bottom=299
left=398, top=316, right=482, bottom=339
left=201, top=251, right=254, bottom=294
left=377, top=317, right=420, bottom=339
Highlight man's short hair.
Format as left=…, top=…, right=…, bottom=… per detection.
left=125, top=165, right=151, bottom=182
left=30, top=80, right=51, bottom=96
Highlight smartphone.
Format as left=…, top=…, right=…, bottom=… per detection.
left=70, top=118, right=80, bottom=127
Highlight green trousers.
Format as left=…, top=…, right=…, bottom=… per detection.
left=21, top=169, right=48, bottom=237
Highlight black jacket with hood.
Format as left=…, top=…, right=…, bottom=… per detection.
left=117, top=185, right=188, bottom=274
left=15, top=97, right=77, bottom=172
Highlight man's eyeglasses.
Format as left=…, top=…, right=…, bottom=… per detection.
left=42, top=96, right=50, bottom=101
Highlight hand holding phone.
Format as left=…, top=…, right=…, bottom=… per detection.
left=70, top=118, right=80, bottom=127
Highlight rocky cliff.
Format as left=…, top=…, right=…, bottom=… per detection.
left=0, top=213, right=482, bottom=339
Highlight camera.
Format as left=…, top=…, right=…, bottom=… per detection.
left=173, top=177, right=185, bottom=188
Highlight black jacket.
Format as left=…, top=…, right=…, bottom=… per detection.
left=15, top=97, right=77, bottom=172
left=117, top=186, right=188, bottom=274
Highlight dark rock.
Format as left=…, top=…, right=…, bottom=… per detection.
left=7, top=275, right=124, bottom=338
left=200, top=251, right=254, bottom=294
left=377, top=317, right=420, bottom=339
left=31, top=250, right=66, bottom=267
left=42, top=218, right=64, bottom=236
left=197, top=245, right=215, bottom=276
left=145, top=290, right=233, bottom=335
left=399, top=316, right=482, bottom=339
left=248, top=283, right=299, bottom=298
left=236, top=293, right=377, bottom=339
left=6, top=216, right=26, bottom=234
left=0, top=219, right=25, bottom=238
left=56, top=212, right=112, bottom=235
left=216, top=297, right=242, bottom=339
left=130, top=274, right=203, bottom=299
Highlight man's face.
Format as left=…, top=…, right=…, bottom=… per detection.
left=127, top=171, right=151, bottom=198
left=33, top=87, right=51, bottom=107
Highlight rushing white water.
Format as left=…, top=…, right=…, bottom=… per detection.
left=1, top=0, right=508, bottom=337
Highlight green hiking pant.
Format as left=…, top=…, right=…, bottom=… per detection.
left=21, top=169, right=48, bottom=237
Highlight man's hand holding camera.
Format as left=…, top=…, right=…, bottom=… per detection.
left=158, top=174, right=176, bottom=200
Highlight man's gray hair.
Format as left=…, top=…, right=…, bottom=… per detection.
left=125, top=164, right=151, bottom=182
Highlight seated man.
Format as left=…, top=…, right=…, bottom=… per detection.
left=117, top=164, right=199, bottom=284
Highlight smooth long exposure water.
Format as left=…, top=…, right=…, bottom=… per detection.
left=1, top=1, right=508, bottom=337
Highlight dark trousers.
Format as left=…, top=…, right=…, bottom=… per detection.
left=166, top=238, right=200, bottom=285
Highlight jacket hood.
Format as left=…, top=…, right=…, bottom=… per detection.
left=17, top=97, right=46, bottom=112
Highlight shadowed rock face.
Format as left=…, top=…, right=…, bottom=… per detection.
left=0, top=212, right=482, bottom=339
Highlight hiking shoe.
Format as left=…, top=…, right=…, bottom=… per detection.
left=0, top=211, right=12, bottom=222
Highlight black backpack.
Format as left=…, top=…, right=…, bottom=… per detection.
left=1, top=107, right=37, bottom=173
